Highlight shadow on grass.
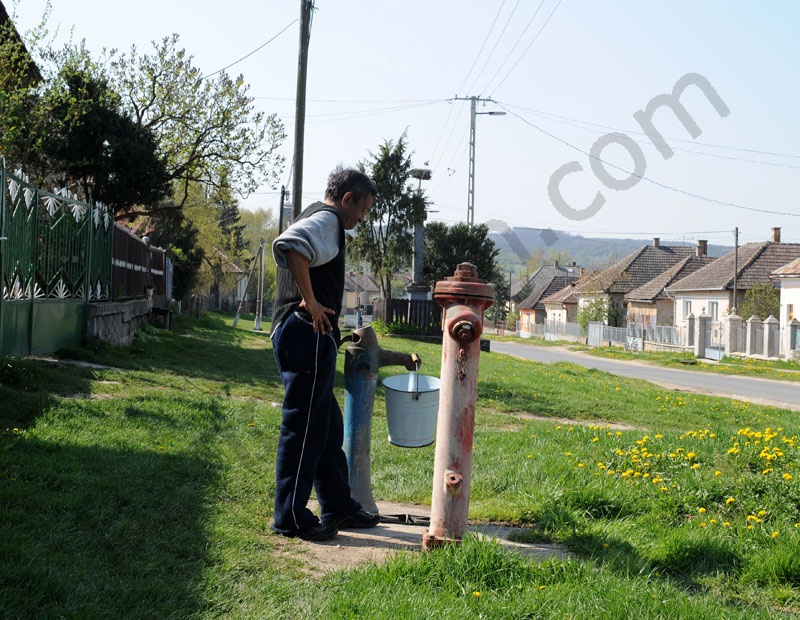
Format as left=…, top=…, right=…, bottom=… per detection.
left=0, top=357, right=96, bottom=431
left=56, top=314, right=281, bottom=388
left=0, top=435, right=217, bottom=618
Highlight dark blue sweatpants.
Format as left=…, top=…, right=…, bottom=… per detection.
left=270, top=312, right=360, bottom=534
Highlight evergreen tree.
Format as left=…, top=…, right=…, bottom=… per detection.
left=348, top=134, right=426, bottom=298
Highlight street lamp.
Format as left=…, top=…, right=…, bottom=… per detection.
left=407, top=167, right=432, bottom=300
left=467, top=99, right=505, bottom=227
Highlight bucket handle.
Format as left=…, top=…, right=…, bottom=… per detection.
left=412, top=357, right=421, bottom=401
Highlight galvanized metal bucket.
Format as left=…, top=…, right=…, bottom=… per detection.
left=382, top=373, right=440, bottom=447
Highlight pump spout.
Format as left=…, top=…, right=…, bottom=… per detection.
left=378, top=349, right=420, bottom=371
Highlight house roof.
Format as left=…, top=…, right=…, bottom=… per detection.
left=624, top=255, right=717, bottom=302
left=772, top=257, right=800, bottom=278
left=0, top=2, right=43, bottom=83
left=668, top=242, right=800, bottom=292
left=344, top=272, right=381, bottom=293
left=517, top=268, right=580, bottom=310
left=576, top=244, right=694, bottom=296
left=542, top=282, right=579, bottom=306
left=511, top=263, right=582, bottom=301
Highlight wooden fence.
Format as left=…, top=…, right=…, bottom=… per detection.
left=372, top=298, right=442, bottom=336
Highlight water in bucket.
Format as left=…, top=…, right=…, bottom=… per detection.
left=382, top=373, right=440, bottom=447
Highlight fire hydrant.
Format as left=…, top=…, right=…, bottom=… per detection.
left=343, top=325, right=420, bottom=514
left=423, top=263, right=493, bottom=549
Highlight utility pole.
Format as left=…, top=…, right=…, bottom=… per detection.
left=254, top=238, right=265, bottom=331
left=453, top=96, right=505, bottom=227
left=292, top=0, right=314, bottom=219
left=278, top=185, right=287, bottom=234
left=733, top=227, right=739, bottom=313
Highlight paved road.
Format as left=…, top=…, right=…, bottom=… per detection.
left=490, top=340, right=800, bottom=411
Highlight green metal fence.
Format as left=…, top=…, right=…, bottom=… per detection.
left=0, top=164, right=114, bottom=356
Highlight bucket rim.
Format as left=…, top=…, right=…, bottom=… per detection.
left=382, top=373, right=440, bottom=394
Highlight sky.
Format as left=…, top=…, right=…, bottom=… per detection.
left=10, top=1, right=800, bottom=250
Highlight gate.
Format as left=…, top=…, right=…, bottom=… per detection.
left=587, top=321, right=603, bottom=347
left=703, top=320, right=725, bottom=361
left=1, top=166, right=113, bottom=356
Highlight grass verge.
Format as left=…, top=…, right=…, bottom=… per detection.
left=1, top=313, right=798, bottom=618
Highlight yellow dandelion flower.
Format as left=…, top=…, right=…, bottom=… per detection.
left=783, top=473, right=793, bottom=481
left=539, top=585, right=547, bottom=590
left=715, top=470, right=722, bottom=476
left=758, top=510, right=767, bottom=516
left=473, top=591, right=481, bottom=598
left=722, top=521, right=731, bottom=527
left=692, top=463, right=701, bottom=470
left=699, top=522, right=707, bottom=527
left=726, top=497, right=735, bottom=505
left=771, top=531, right=779, bottom=539
left=698, top=507, right=707, bottom=514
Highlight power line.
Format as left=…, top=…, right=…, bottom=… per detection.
left=486, top=0, right=563, bottom=95
left=504, top=103, right=800, bottom=160
left=499, top=104, right=800, bottom=219
left=202, top=19, right=298, bottom=80
left=465, top=0, right=522, bottom=95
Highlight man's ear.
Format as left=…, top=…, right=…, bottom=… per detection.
left=340, top=191, right=354, bottom=206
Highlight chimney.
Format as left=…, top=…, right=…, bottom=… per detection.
left=696, top=239, right=708, bottom=257
left=772, top=227, right=781, bottom=243
left=652, top=237, right=660, bottom=247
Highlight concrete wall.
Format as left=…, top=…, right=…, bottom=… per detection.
left=86, top=300, right=153, bottom=346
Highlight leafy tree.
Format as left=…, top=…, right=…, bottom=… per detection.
left=146, top=199, right=204, bottom=301
left=239, top=208, right=278, bottom=301
left=737, top=283, right=780, bottom=320
left=106, top=35, right=286, bottom=214
left=423, top=221, right=505, bottom=317
left=43, top=50, right=170, bottom=211
left=348, top=134, right=426, bottom=298
left=577, top=297, right=618, bottom=330
left=0, top=10, right=49, bottom=173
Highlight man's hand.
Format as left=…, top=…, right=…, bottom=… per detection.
left=300, top=297, right=335, bottom=335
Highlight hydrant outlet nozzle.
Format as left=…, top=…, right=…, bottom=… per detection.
left=449, top=314, right=481, bottom=344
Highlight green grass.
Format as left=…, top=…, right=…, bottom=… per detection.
left=2, top=313, right=800, bottom=618
left=564, top=340, right=800, bottom=382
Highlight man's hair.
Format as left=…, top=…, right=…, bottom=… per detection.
left=324, top=167, right=377, bottom=203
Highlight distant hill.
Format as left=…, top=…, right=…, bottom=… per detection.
left=489, top=227, right=731, bottom=275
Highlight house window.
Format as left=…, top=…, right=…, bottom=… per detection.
left=683, top=300, right=692, bottom=318
left=708, top=301, right=719, bottom=321
left=789, top=304, right=794, bottom=322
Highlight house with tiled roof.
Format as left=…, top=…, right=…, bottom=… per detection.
left=516, top=261, right=582, bottom=327
left=667, top=228, right=800, bottom=325
left=770, top=256, right=800, bottom=358
left=510, top=261, right=582, bottom=310
left=574, top=238, right=695, bottom=326
left=624, top=241, right=716, bottom=326
left=541, top=281, right=580, bottom=324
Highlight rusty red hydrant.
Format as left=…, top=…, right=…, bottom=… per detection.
left=422, top=262, right=494, bottom=549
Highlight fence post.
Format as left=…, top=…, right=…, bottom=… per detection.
left=745, top=316, right=762, bottom=356
left=726, top=313, right=742, bottom=356
left=763, top=315, right=780, bottom=358
left=685, top=313, right=695, bottom=348
left=694, top=314, right=709, bottom=359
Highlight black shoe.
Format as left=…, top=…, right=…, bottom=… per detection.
left=297, top=522, right=338, bottom=542
left=337, top=509, right=380, bottom=529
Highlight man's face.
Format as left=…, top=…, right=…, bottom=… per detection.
left=341, top=192, right=374, bottom=230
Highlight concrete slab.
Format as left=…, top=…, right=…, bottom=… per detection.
left=288, top=500, right=572, bottom=575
